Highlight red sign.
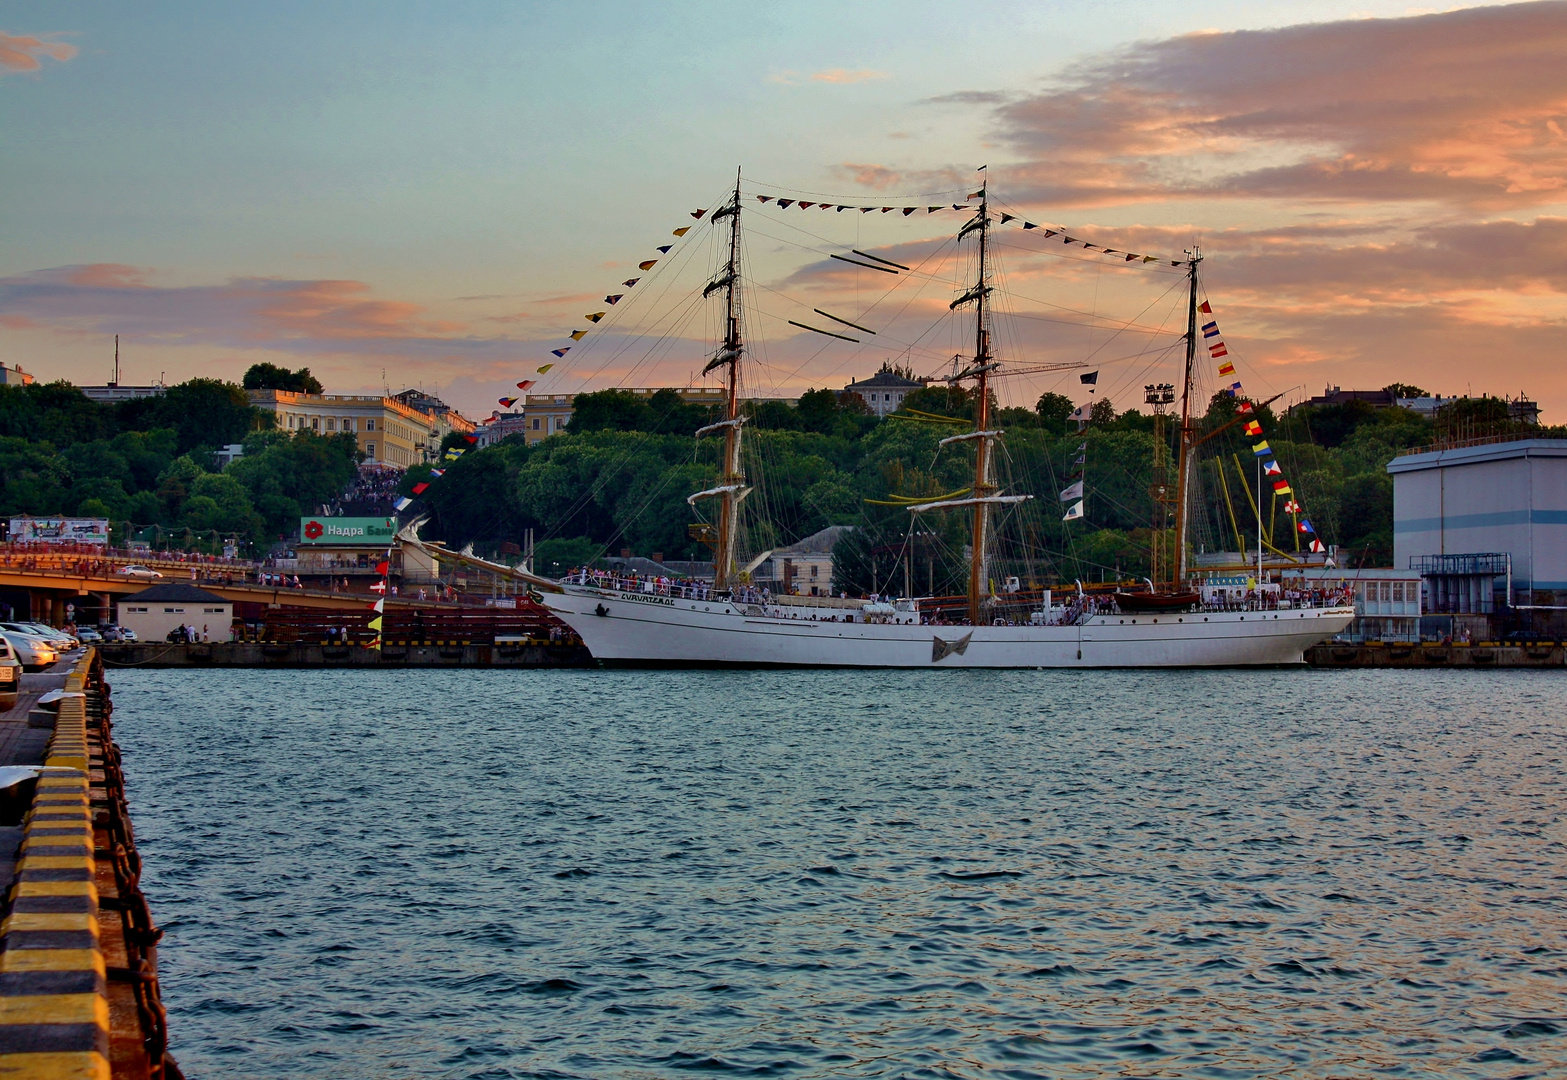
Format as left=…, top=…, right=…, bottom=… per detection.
left=304, top=520, right=324, bottom=540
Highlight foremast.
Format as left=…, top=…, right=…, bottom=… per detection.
left=692, top=171, right=747, bottom=591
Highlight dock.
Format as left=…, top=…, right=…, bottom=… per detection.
left=1306, top=641, right=1567, bottom=667
left=0, top=649, right=179, bottom=1079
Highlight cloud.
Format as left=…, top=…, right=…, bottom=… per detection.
left=0, top=31, right=76, bottom=73
left=923, top=90, right=1012, bottom=106
left=811, top=69, right=887, bottom=84
left=983, top=1, right=1567, bottom=210
left=0, top=264, right=527, bottom=362
left=836, top=163, right=904, bottom=190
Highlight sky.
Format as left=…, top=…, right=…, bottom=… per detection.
left=2, top=1, right=1565, bottom=421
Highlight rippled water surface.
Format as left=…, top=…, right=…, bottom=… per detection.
left=109, top=668, right=1567, bottom=1079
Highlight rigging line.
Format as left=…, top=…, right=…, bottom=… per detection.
left=989, top=236, right=1185, bottom=276
left=740, top=217, right=965, bottom=298
left=542, top=179, right=733, bottom=395
left=743, top=178, right=968, bottom=201
left=814, top=309, right=877, bottom=335
left=788, top=320, right=859, bottom=343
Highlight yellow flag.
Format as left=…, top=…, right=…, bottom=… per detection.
left=537, top=363, right=553, bottom=374
left=569, top=330, right=586, bottom=340
left=586, top=312, right=605, bottom=323
left=368, top=616, right=383, bottom=631
left=672, top=227, right=690, bottom=236
left=367, top=637, right=381, bottom=650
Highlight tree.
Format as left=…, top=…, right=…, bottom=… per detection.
left=243, top=363, right=324, bottom=395
left=1035, top=392, right=1076, bottom=433
left=1384, top=383, right=1428, bottom=399
left=117, top=379, right=268, bottom=454
left=1088, top=398, right=1117, bottom=427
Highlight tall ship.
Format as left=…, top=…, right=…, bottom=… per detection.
left=534, top=175, right=1355, bottom=666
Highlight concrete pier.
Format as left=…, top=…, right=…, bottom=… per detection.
left=0, top=650, right=179, bottom=1079
left=99, top=640, right=591, bottom=668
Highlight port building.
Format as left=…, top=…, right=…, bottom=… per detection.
left=1388, top=439, right=1567, bottom=634
left=116, top=582, right=233, bottom=642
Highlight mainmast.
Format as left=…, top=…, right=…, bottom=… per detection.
left=694, top=171, right=747, bottom=592
left=1172, top=251, right=1201, bottom=588
left=967, top=187, right=995, bottom=625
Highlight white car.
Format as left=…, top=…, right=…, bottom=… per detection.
left=0, top=631, right=58, bottom=673
left=0, top=638, right=19, bottom=709
left=118, top=565, right=163, bottom=580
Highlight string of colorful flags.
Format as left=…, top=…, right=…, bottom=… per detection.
left=1061, top=440, right=1087, bottom=522
left=1202, top=300, right=1325, bottom=554
left=496, top=207, right=713, bottom=411
left=753, top=189, right=1192, bottom=268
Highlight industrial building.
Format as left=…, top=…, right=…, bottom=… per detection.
left=1389, top=439, right=1567, bottom=635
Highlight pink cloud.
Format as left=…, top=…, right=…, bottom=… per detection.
left=974, top=2, right=1567, bottom=210
left=0, top=31, right=76, bottom=73
left=836, top=163, right=904, bottom=191
left=812, top=69, right=888, bottom=84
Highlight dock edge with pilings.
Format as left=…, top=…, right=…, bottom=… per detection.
left=99, top=640, right=591, bottom=668
left=0, top=650, right=181, bottom=1080
left=1307, top=641, right=1567, bottom=667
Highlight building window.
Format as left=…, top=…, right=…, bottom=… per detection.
left=366, top=442, right=376, bottom=460
left=366, top=419, right=376, bottom=431
left=1392, top=582, right=1403, bottom=603
left=287, top=415, right=295, bottom=429
left=810, top=565, right=819, bottom=579
left=342, top=418, right=353, bottom=432
left=326, top=418, right=336, bottom=431
left=532, top=418, right=541, bottom=430
left=311, top=417, right=319, bottom=431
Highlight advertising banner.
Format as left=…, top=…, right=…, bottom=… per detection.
left=7, top=517, right=110, bottom=545
left=298, top=516, right=398, bottom=546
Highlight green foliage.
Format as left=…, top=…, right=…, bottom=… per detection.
left=242, top=363, right=324, bottom=395
left=532, top=537, right=604, bottom=576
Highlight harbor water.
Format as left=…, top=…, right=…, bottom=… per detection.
left=111, top=669, right=1566, bottom=1078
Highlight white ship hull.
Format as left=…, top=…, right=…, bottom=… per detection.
left=544, top=586, right=1354, bottom=668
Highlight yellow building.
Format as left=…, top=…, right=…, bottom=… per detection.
left=247, top=390, right=474, bottom=467
left=520, top=387, right=728, bottom=445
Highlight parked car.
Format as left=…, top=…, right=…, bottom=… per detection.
left=0, top=637, right=19, bottom=710
left=0, top=631, right=58, bottom=673
left=0, top=622, right=75, bottom=651
left=118, top=565, right=163, bottom=580
left=98, top=624, right=128, bottom=642
left=74, top=627, right=102, bottom=644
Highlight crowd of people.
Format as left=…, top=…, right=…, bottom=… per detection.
left=318, top=465, right=405, bottom=516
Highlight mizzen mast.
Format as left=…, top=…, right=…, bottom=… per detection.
left=1172, top=250, right=1202, bottom=589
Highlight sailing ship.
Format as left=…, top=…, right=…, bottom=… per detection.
left=536, top=175, right=1355, bottom=666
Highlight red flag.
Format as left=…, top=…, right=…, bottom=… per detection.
left=411, top=482, right=429, bottom=495
left=464, top=433, right=478, bottom=443
left=376, top=560, right=389, bottom=575
left=516, top=380, right=535, bottom=390
left=1237, top=401, right=1254, bottom=415
left=1199, top=301, right=1212, bottom=313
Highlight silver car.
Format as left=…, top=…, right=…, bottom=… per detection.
left=0, top=623, right=76, bottom=651
left=0, top=631, right=58, bottom=673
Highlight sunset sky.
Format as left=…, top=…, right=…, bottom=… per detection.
left=3, top=1, right=1565, bottom=421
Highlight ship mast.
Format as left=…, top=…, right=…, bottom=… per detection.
left=967, top=187, right=995, bottom=625
left=694, top=170, right=747, bottom=592
left=1172, top=251, right=1201, bottom=588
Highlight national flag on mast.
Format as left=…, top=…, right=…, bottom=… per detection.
left=1060, top=480, right=1084, bottom=502
left=1062, top=499, right=1085, bottom=521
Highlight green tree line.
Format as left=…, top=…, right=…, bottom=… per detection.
left=0, top=373, right=357, bottom=552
